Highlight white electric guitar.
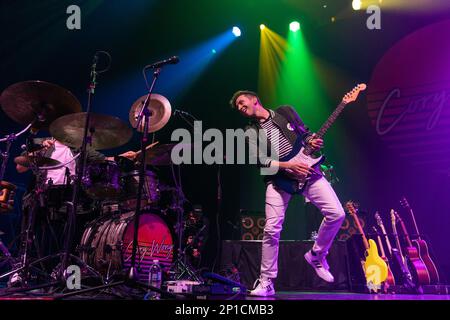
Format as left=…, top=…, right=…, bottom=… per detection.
left=273, top=83, right=367, bottom=194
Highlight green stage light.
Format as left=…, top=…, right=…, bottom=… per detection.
left=289, top=21, right=300, bottom=32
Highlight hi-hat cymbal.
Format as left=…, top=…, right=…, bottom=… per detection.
left=14, top=155, right=61, bottom=168
left=0, top=81, right=82, bottom=130
left=49, top=112, right=132, bottom=150
left=129, top=93, right=171, bottom=133
left=140, top=143, right=191, bottom=166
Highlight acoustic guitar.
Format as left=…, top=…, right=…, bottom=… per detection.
left=400, top=197, right=440, bottom=284
left=393, top=210, right=431, bottom=286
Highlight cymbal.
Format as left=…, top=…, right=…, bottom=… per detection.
left=49, top=112, right=132, bottom=150
left=140, top=143, right=190, bottom=166
left=14, top=155, right=61, bottom=168
left=0, top=81, right=82, bottom=130
left=129, top=93, right=171, bottom=133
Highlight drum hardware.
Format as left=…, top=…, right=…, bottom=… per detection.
left=82, top=160, right=121, bottom=200
left=2, top=53, right=117, bottom=292
left=0, top=155, right=53, bottom=286
left=0, top=123, right=35, bottom=214
left=166, top=163, right=202, bottom=282
left=45, top=52, right=112, bottom=288
left=119, top=169, right=160, bottom=204
left=60, top=60, right=178, bottom=299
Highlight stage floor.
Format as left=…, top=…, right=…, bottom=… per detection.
left=1, top=284, right=449, bottom=300
left=245, top=291, right=450, bottom=300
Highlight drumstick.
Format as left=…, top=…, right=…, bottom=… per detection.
left=135, top=141, right=159, bottom=155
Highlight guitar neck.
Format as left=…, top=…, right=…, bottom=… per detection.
left=375, top=233, right=386, bottom=258
left=391, top=217, right=405, bottom=263
left=350, top=212, right=369, bottom=250
left=315, top=102, right=347, bottom=139
left=379, top=223, right=393, bottom=256
left=408, top=207, right=421, bottom=240
left=398, top=218, right=414, bottom=247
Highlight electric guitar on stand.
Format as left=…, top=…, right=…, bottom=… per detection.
left=400, top=197, right=440, bottom=284
left=345, top=201, right=387, bottom=292
left=390, top=209, right=417, bottom=291
left=372, top=225, right=396, bottom=290
left=273, top=83, right=366, bottom=194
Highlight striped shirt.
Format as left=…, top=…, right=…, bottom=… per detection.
left=259, top=116, right=293, bottom=167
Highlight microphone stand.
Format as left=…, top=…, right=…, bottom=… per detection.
left=57, top=54, right=99, bottom=282
left=128, top=67, right=160, bottom=280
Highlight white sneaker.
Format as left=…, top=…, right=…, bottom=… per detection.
left=8, top=272, right=23, bottom=287
left=248, top=277, right=275, bottom=297
left=304, top=250, right=334, bottom=283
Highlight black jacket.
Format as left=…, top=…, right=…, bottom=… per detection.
left=245, top=106, right=316, bottom=183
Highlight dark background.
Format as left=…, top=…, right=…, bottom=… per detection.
left=1, top=0, right=449, bottom=281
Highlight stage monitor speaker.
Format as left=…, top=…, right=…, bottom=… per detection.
left=239, top=210, right=265, bottom=241
left=337, top=210, right=368, bottom=241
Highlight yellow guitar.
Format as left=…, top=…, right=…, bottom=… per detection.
left=345, top=201, right=388, bottom=292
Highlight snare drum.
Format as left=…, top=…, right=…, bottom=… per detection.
left=0, top=181, right=16, bottom=213
left=79, top=210, right=174, bottom=281
left=83, top=161, right=120, bottom=200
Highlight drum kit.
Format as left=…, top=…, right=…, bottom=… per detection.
left=0, top=78, right=203, bottom=293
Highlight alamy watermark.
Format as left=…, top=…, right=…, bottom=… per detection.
left=366, top=5, right=381, bottom=30
left=170, top=121, right=280, bottom=175
left=66, top=5, right=81, bottom=30
left=66, top=265, right=81, bottom=290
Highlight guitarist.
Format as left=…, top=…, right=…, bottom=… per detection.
left=230, top=90, right=345, bottom=296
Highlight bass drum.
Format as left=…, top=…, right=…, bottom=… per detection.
left=79, top=210, right=174, bottom=282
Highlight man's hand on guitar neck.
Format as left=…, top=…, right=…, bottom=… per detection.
left=306, top=134, right=324, bottom=151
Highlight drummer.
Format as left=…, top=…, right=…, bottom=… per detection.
left=16, top=137, right=137, bottom=184
left=9, top=138, right=137, bottom=287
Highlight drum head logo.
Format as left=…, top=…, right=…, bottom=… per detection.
left=367, top=19, right=450, bottom=175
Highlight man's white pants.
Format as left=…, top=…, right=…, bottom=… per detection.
left=260, top=176, right=345, bottom=279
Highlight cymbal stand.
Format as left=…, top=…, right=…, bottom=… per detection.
left=0, top=123, right=33, bottom=181
left=169, top=163, right=201, bottom=282
left=0, top=139, right=49, bottom=286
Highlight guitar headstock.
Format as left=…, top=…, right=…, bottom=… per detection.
left=393, top=210, right=403, bottom=223
left=400, top=196, right=410, bottom=210
left=372, top=225, right=379, bottom=235
left=374, top=211, right=383, bottom=227
left=342, top=83, right=367, bottom=104
left=345, top=201, right=358, bottom=217
left=390, top=209, right=396, bottom=224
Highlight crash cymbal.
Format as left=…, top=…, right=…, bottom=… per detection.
left=141, top=143, right=191, bottom=166
left=0, top=81, right=82, bottom=130
left=14, top=155, right=61, bottom=168
left=49, top=112, right=132, bottom=150
left=129, top=93, right=171, bottom=133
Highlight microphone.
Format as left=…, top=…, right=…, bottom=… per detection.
left=91, top=52, right=99, bottom=76
left=173, top=109, right=190, bottom=116
left=145, top=56, right=179, bottom=69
